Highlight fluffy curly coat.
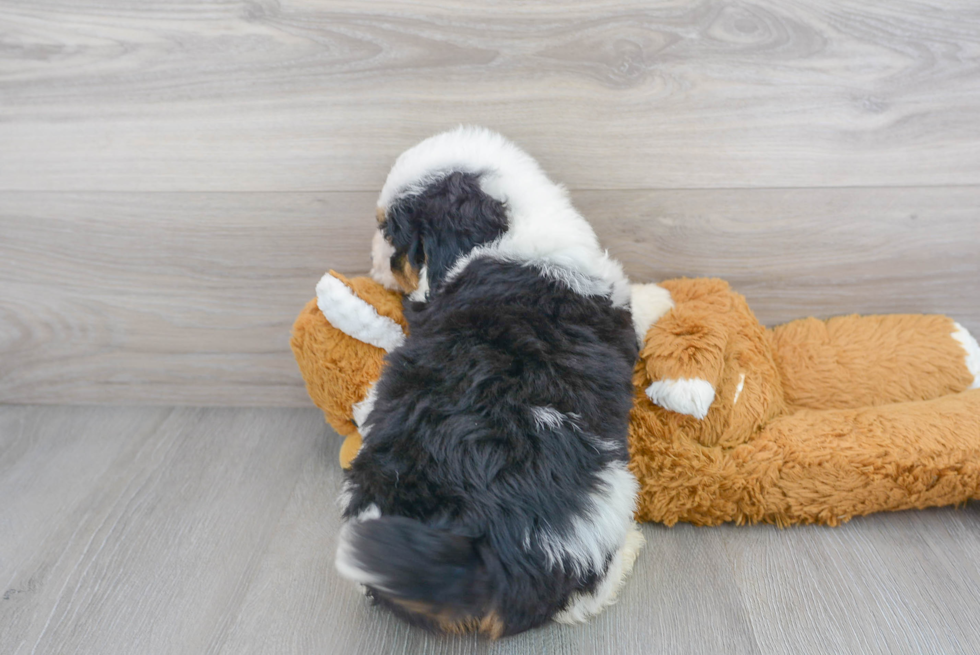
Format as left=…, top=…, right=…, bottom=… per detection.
left=319, top=127, right=643, bottom=637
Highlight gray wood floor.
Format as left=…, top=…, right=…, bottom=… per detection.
left=2, top=404, right=980, bottom=655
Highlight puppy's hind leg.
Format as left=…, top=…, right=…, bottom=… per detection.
left=553, top=524, right=645, bottom=625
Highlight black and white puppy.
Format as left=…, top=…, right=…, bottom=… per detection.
left=336, top=127, right=643, bottom=637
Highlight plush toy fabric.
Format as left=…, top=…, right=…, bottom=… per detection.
left=629, top=277, right=980, bottom=526
left=290, top=272, right=406, bottom=468
left=292, top=272, right=980, bottom=527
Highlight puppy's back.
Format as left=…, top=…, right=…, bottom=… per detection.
left=339, top=257, right=638, bottom=636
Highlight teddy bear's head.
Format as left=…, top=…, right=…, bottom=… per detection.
left=290, top=272, right=407, bottom=467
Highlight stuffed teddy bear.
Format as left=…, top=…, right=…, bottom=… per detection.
left=291, top=272, right=980, bottom=526
left=291, top=271, right=407, bottom=469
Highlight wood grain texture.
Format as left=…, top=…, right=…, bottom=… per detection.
left=723, top=512, right=980, bottom=654
left=4, top=405, right=980, bottom=654
left=582, top=186, right=980, bottom=328
left=2, top=1, right=980, bottom=191
left=0, top=405, right=324, bottom=655
left=0, top=191, right=375, bottom=406
left=1, top=187, right=977, bottom=406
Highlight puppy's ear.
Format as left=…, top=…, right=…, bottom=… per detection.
left=385, top=171, right=508, bottom=293
left=381, top=201, right=426, bottom=293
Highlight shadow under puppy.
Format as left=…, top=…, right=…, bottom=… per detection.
left=336, top=127, right=644, bottom=637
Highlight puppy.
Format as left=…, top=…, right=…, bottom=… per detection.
left=336, top=126, right=644, bottom=637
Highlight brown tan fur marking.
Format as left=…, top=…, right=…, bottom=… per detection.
left=387, top=597, right=505, bottom=639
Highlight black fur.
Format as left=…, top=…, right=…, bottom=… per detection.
left=343, top=254, right=638, bottom=636
left=381, top=171, right=508, bottom=289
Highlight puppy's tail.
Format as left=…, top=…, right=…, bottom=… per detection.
left=335, top=514, right=503, bottom=638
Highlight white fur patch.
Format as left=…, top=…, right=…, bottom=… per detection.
left=352, top=383, right=378, bottom=437
left=952, top=323, right=980, bottom=389
left=316, top=273, right=406, bottom=352
left=536, top=463, right=639, bottom=577
left=531, top=406, right=565, bottom=430
left=356, top=504, right=381, bottom=521
left=630, top=283, right=674, bottom=346
left=645, top=378, right=715, bottom=419
left=732, top=373, right=746, bottom=405
left=335, top=504, right=387, bottom=589
left=337, top=479, right=355, bottom=513
left=377, top=126, right=631, bottom=308
left=554, top=524, right=644, bottom=624
left=370, top=230, right=400, bottom=291
left=407, top=265, right=430, bottom=302
left=532, top=410, right=619, bottom=455
left=530, top=259, right=624, bottom=303
left=443, top=247, right=619, bottom=302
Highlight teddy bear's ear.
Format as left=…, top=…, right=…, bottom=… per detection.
left=315, top=272, right=406, bottom=352
left=630, top=283, right=675, bottom=346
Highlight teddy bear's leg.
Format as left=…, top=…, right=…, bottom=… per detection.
left=338, top=433, right=363, bottom=469
left=770, top=314, right=979, bottom=411
left=630, top=389, right=980, bottom=527
left=953, top=322, right=980, bottom=388
left=756, top=389, right=980, bottom=525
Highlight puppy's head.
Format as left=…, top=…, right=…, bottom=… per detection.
left=371, top=125, right=569, bottom=300
left=373, top=169, right=508, bottom=299
left=370, top=126, right=629, bottom=304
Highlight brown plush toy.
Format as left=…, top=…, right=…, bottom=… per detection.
left=290, top=271, right=407, bottom=469
left=292, top=273, right=980, bottom=527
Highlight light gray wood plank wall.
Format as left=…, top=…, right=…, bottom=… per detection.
left=1, top=0, right=979, bottom=405
left=3, top=1, right=980, bottom=191
left=1, top=188, right=976, bottom=405
left=4, top=405, right=980, bottom=654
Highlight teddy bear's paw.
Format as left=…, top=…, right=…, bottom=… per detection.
left=952, top=323, right=980, bottom=389
left=645, top=378, right=715, bottom=419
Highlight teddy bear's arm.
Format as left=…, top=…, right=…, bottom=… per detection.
left=316, top=272, right=406, bottom=352
left=640, top=300, right=730, bottom=420
left=631, top=283, right=709, bottom=419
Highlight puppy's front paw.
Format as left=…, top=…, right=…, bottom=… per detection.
left=645, top=378, right=715, bottom=419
